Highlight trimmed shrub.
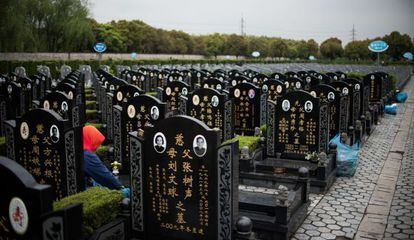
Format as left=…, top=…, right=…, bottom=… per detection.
left=53, top=187, right=123, bottom=236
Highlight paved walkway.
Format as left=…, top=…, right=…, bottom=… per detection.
left=292, top=76, right=414, bottom=240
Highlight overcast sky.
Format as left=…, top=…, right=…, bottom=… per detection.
left=89, top=0, right=414, bottom=44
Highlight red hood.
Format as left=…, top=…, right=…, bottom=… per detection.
left=83, top=125, right=105, bottom=152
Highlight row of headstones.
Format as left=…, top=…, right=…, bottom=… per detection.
left=0, top=113, right=242, bottom=240
left=94, top=67, right=392, bottom=174
left=0, top=66, right=89, bottom=137
left=0, top=67, right=393, bottom=240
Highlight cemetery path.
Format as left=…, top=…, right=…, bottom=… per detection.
left=292, top=76, right=414, bottom=240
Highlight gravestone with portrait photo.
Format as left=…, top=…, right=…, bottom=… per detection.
left=129, top=71, right=150, bottom=92
left=261, top=79, right=286, bottom=102
left=343, top=78, right=363, bottom=124
left=159, top=80, right=190, bottom=115
left=113, top=84, right=145, bottom=108
left=328, top=81, right=353, bottom=129
left=113, top=94, right=166, bottom=174
left=228, top=75, right=250, bottom=90
left=4, top=108, right=84, bottom=200
left=4, top=81, right=26, bottom=120
left=314, top=73, right=332, bottom=84
left=39, top=91, right=81, bottom=128
left=326, top=72, right=340, bottom=81
left=283, top=77, right=304, bottom=92
left=60, top=65, right=72, bottom=79
left=251, top=73, right=270, bottom=86
left=0, top=156, right=83, bottom=240
left=252, top=90, right=337, bottom=192
left=301, top=75, right=320, bottom=90
left=269, top=72, right=286, bottom=81
left=202, top=78, right=226, bottom=92
left=229, top=82, right=261, bottom=136
left=16, top=77, right=33, bottom=115
left=310, top=84, right=346, bottom=139
left=185, top=88, right=234, bottom=141
left=129, top=115, right=238, bottom=240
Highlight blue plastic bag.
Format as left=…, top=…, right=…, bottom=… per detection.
left=384, top=104, right=398, bottom=115
left=396, top=92, right=408, bottom=103
left=330, top=135, right=360, bottom=177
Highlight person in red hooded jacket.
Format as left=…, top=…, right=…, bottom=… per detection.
left=83, top=125, right=123, bottom=189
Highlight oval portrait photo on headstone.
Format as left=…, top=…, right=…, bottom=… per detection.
left=262, top=84, right=268, bottom=93
left=50, top=125, right=60, bottom=143
left=343, top=87, right=349, bottom=95
left=68, top=91, right=73, bottom=99
left=193, top=134, right=207, bottom=157
left=355, top=84, right=360, bottom=91
left=153, top=132, right=166, bottom=154
left=165, top=87, right=171, bottom=96
left=328, top=92, right=335, bottom=101
left=277, top=85, right=283, bottom=93
left=20, top=122, right=29, bottom=140
left=181, top=87, right=188, bottom=96
left=305, top=100, right=313, bottom=113
left=127, top=105, right=136, bottom=118
left=282, top=99, right=290, bottom=112
left=43, top=100, right=50, bottom=109
left=310, top=91, right=317, bottom=98
left=248, top=89, right=255, bottom=99
left=211, top=95, right=219, bottom=107
left=234, top=89, right=240, bottom=98
left=61, top=101, right=68, bottom=112
left=150, top=106, right=160, bottom=120
left=192, top=94, right=200, bottom=106
left=295, top=81, right=301, bottom=89
left=117, top=92, right=123, bottom=101
left=8, top=197, right=29, bottom=235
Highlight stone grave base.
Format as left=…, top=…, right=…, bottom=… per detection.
left=244, top=155, right=337, bottom=193
left=238, top=173, right=309, bottom=240
left=239, top=188, right=310, bottom=240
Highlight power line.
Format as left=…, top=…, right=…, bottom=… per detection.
left=241, top=14, right=245, bottom=36
left=351, top=24, right=357, bottom=42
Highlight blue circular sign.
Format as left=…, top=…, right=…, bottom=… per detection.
left=131, top=52, right=137, bottom=59
left=93, top=43, right=107, bottom=53
left=403, top=52, right=413, bottom=61
left=368, top=40, right=389, bottom=53
left=309, top=55, right=316, bottom=61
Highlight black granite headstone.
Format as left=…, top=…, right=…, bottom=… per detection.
left=129, top=116, right=238, bottom=240
left=4, top=108, right=84, bottom=200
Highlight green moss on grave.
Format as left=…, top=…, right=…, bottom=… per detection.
left=86, top=109, right=98, bottom=120
left=53, top=187, right=123, bottom=235
left=260, top=125, right=267, bottom=135
left=225, top=135, right=260, bottom=153
left=85, top=93, right=94, bottom=101
left=147, top=92, right=158, bottom=97
left=85, top=122, right=103, bottom=131
left=85, top=88, right=94, bottom=94
left=85, top=100, right=96, bottom=109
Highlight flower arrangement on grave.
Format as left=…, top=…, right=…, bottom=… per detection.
left=305, top=151, right=319, bottom=163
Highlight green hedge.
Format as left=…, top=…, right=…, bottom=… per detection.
left=96, top=145, right=110, bottom=156
left=86, top=109, right=99, bottom=120
left=225, top=135, right=261, bottom=153
left=54, top=187, right=123, bottom=235
left=0, top=59, right=303, bottom=77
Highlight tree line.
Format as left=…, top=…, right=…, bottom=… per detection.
left=1, top=0, right=413, bottom=61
